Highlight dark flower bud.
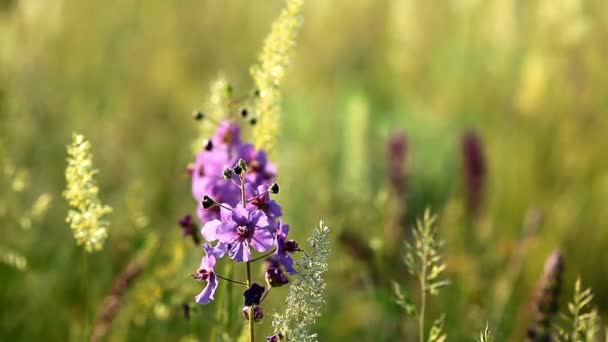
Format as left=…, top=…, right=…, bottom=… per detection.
left=253, top=89, right=261, bottom=97
left=223, top=168, right=234, bottom=179
left=269, top=182, right=280, bottom=194
left=242, top=305, right=264, bottom=322
left=237, top=158, right=248, bottom=172
left=203, top=139, right=213, bottom=151
left=201, top=195, right=215, bottom=209
left=241, top=108, right=249, bottom=118
left=192, top=110, right=205, bottom=120
left=249, top=118, right=258, bottom=126
left=265, top=258, right=289, bottom=287
left=266, top=333, right=284, bottom=342
left=243, top=283, right=265, bottom=306
left=233, top=165, right=243, bottom=175
left=284, top=240, right=300, bottom=253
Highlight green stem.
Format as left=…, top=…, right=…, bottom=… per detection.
left=241, top=173, right=254, bottom=342
left=419, top=249, right=427, bottom=342
left=83, top=251, right=89, bottom=340
left=247, top=261, right=254, bottom=342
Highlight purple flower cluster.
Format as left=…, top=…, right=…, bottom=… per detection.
left=185, top=120, right=300, bottom=307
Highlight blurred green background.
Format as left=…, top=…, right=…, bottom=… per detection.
left=1, top=0, right=608, bottom=340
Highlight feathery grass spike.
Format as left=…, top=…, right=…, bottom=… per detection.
left=271, top=220, right=330, bottom=342
left=403, top=209, right=449, bottom=342
left=63, top=133, right=112, bottom=252
left=251, top=0, right=303, bottom=154
left=556, top=277, right=601, bottom=342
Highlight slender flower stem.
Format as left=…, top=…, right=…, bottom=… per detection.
left=260, top=287, right=272, bottom=304
left=241, top=173, right=255, bottom=342
left=249, top=248, right=277, bottom=263
left=215, top=274, right=248, bottom=286
left=247, top=261, right=254, bottom=342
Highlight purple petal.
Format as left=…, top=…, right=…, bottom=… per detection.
left=201, top=220, right=222, bottom=241
left=211, top=242, right=229, bottom=258
left=229, top=241, right=251, bottom=262
left=251, top=228, right=274, bottom=252
left=279, top=254, right=298, bottom=274
left=216, top=221, right=239, bottom=243
left=251, top=210, right=270, bottom=229
left=231, top=205, right=250, bottom=225
left=194, top=273, right=218, bottom=304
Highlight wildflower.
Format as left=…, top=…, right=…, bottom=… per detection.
left=275, top=221, right=299, bottom=274
left=386, top=130, right=408, bottom=197
left=242, top=305, right=264, bottom=322
left=245, top=183, right=282, bottom=220
left=239, top=144, right=277, bottom=185
left=63, top=133, right=112, bottom=252
left=244, top=283, right=265, bottom=306
left=193, top=245, right=219, bottom=304
left=265, top=257, right=289, bottom=287
left=527, top=250, right=564, bottom=342
left=461, top=131, right=486, bottom=217
left=201, top=204, right=274, bottom=262
left=178, top=214, right=200, bottom=245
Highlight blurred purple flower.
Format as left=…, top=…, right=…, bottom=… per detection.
left=201, top=204, right=274, bottom=262
left=461, top=131, right=486, bottom=217
left=265, top=257, right=289, bottom=287
left=275, top=221, right=298, bottom=274
left=178, top=214, right=200, bottom=245
left=386, top=130, right=408, bottom=197
left=239, top=144, right=277, bottom=186
left=193, top=245, right=219, bottom=304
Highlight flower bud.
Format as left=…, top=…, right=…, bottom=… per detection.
left=241, top=108, right=249, bottom=118
left=192, top=110, right=205, bottom=120
left=242, top=305, right=264, bottom=322
left=237, top=158, right=248, bottom=172
left=249, top=117, right=258, bottom=126
left=201, top=195, right=215, bottom=209
left=223, top=168, right=234, bottom=179
left=203, top=139, right=213, bottom=151
left=269, top=182, right=280, bottom=194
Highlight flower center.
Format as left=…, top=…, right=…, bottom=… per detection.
left=250, top=159, right=261, bottom=172
left=237, top=225, right=253, bottom=238
left=195, top=268, right=211, bottom=281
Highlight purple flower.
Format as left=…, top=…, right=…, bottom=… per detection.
left=178, top=214, right=200, bottom=245
left=275, top=221, right=298, bottom=274
left=238, top=144, right=277, bottom=186
left=243, top=283, right=265, bottom=306
left=461, top=131, right=486, bottom=217
left=213, top=120, right=242, bottom=148
left=196, top=181, right=240, bottom=224
left=245, top=183, right=282, bottom=220
left=201, top=204, right=274, bottom=262
left=242, top=305, right=264, bottom=322
left=265, top=257, right=289, bottom=287
left=386, top=130, right=408, bottom=197
left=193, top=245, right=219, bottom=304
